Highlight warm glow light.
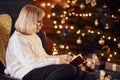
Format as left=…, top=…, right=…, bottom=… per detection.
left=61, top=19, right=65, bottom=24
left=59, top=25, right=63, bottom=29
left=57, top=31, right=61, bottom=34
left=85, top=14, right=88, bottom=17
left=108, top=36, right=111, bottom=40
left=70, top=26, right=74, bottom=30
left=97, top=32, right=100, bottom=35
left=63, top=3, right=70, bottom=8
left=69, top=13, right=72, bottom=16
left=88, top=13, right=92, bottom=16
left=53, top=21, right=57, bottom=24
left=75, top=14, right=79, bottom=16
left=83, top=14, right=86, bottom=17
left=79, top=14, right=82, bottom=16
left=47, top=14, right=51, bottom=18
left=111, top=15, right=115, bottom=18
left=67, top=0, right=71, bottom=3
left=101, top=53, right=104, bottom=56
left=63, top=11, right=67, bottom=14
left=72, top=1, right=76, bottom=4
left=118, top=8, right=120, bottom=12
left=40, top=3, right=46, bottom=7
left=72, top=12, right=75, bottom=15
left=65, top=26, right=68, bottom=29
left=95, top=19, right=98, bottom=26
left=53, top=43, right=56, bottom=46
left=60, top=15, right=64, bottom=18
left=114, top=52, right=117, bottom=55
left=76, top=30, right=81, bottom=34
left=52, top=13, right=56, bottom=16
left=66, top=46, right=69, bottom=49
left=51, top=4, right=55, bottom=8
left=54, top=25, right=58, bottom=29
left=102, top=36, right=105, bottom=38
left=113, top=38, right=117, bottom=41
left=47, top=3, right=51, bottom=6
left=82, top=33, right=85, bottom=36
left=107, top=58, right=110, bottom=62
left=53, top=0, right=62, bottom=3
left=88, top=61, right=91, bottom=64
left=68, top=52, right=72, bottom=55
left=88, top=30, right=91, bottom=33
left=65, top=17, right=68, bottom=20
left=105, top=23, right=109, bottom=29
left=80, top=4, right=85, bottom=9
left=52, top=51, right=58, bottom=55
left=91, top=31, right=94, bottom=34
left=59, top=45, right=65, bottom=49
left=109, top=54, right=112, bottom=57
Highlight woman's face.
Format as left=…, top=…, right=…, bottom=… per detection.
left=36, top=20, right=43, bottom=32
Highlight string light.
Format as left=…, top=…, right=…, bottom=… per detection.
left=38, top=1, right=120, bottom=59
left=107, top=58, right=111, bottom=62
left=46, top=3, right=51, bottom=6
left=101, top=53, right=104, bottom=56
left=40, top=3, right=46, bottom=7
left=109, top=54, right=112, bottom=57
left=114, top=52, right=117, bottom=55
left=47, top=14, right=51, bottom=18
left=53, top=21, right=57, bottom=24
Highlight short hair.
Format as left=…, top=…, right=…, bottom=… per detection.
left=15, top=4, right=45, bottom=34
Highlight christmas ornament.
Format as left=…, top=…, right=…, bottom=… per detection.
left=76, top=37, right=82, bottom=44
left=80, top=4, right=85, bottom=9
left=105, top=23, right=110, bottom=29
left=98, top=38, right=105, bottom=45
left=94, top=19, right=99, bottom=26
left=61, top=18, right=66, bottom=24
left=117, top=42, right=120, bottom=48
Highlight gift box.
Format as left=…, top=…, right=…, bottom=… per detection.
left=105, top=62, right=120, bottom=72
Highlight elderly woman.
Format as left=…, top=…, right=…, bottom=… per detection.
left=5, top=4, right=97, bottom=80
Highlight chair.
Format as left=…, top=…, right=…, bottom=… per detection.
left=0, top=14, right=19, bottom=80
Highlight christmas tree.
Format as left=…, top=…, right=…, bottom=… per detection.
left=48, top=0, right=120, bottom=62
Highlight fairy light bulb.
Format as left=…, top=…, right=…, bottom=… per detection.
left=41, top=3, right=46, bottom=7
left=101, top=53, right=104, bottom=56
left=109, top=54, right=112, bottom=57
left=47, top=3, right=51, bottom=6
left=107, top=58, right=110, bottom=62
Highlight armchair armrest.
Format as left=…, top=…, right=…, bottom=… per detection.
left=0, top=74, right=20, bottom=80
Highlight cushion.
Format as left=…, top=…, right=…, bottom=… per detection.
left=0, top=14, right=12, bottom=66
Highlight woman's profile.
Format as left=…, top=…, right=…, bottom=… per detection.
left=5, top=4, right=97, bottom=80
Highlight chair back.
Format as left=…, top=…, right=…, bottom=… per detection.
left=0, top=14, right=12, bottom=66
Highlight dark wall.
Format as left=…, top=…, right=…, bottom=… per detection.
left=0, top=0, right=46, bottom=50
left=0, top=0, right=33, bottom=35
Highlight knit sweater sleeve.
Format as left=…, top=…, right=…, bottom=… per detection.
left=5, top=31, right=60, bottom=78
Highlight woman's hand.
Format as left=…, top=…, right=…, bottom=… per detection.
left=60, top=54, right=73, bottom=64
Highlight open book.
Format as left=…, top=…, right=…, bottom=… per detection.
left=70, top=54, right=84, bottom=67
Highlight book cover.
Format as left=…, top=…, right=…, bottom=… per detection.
left=70, top=54, right=84, bottom=67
